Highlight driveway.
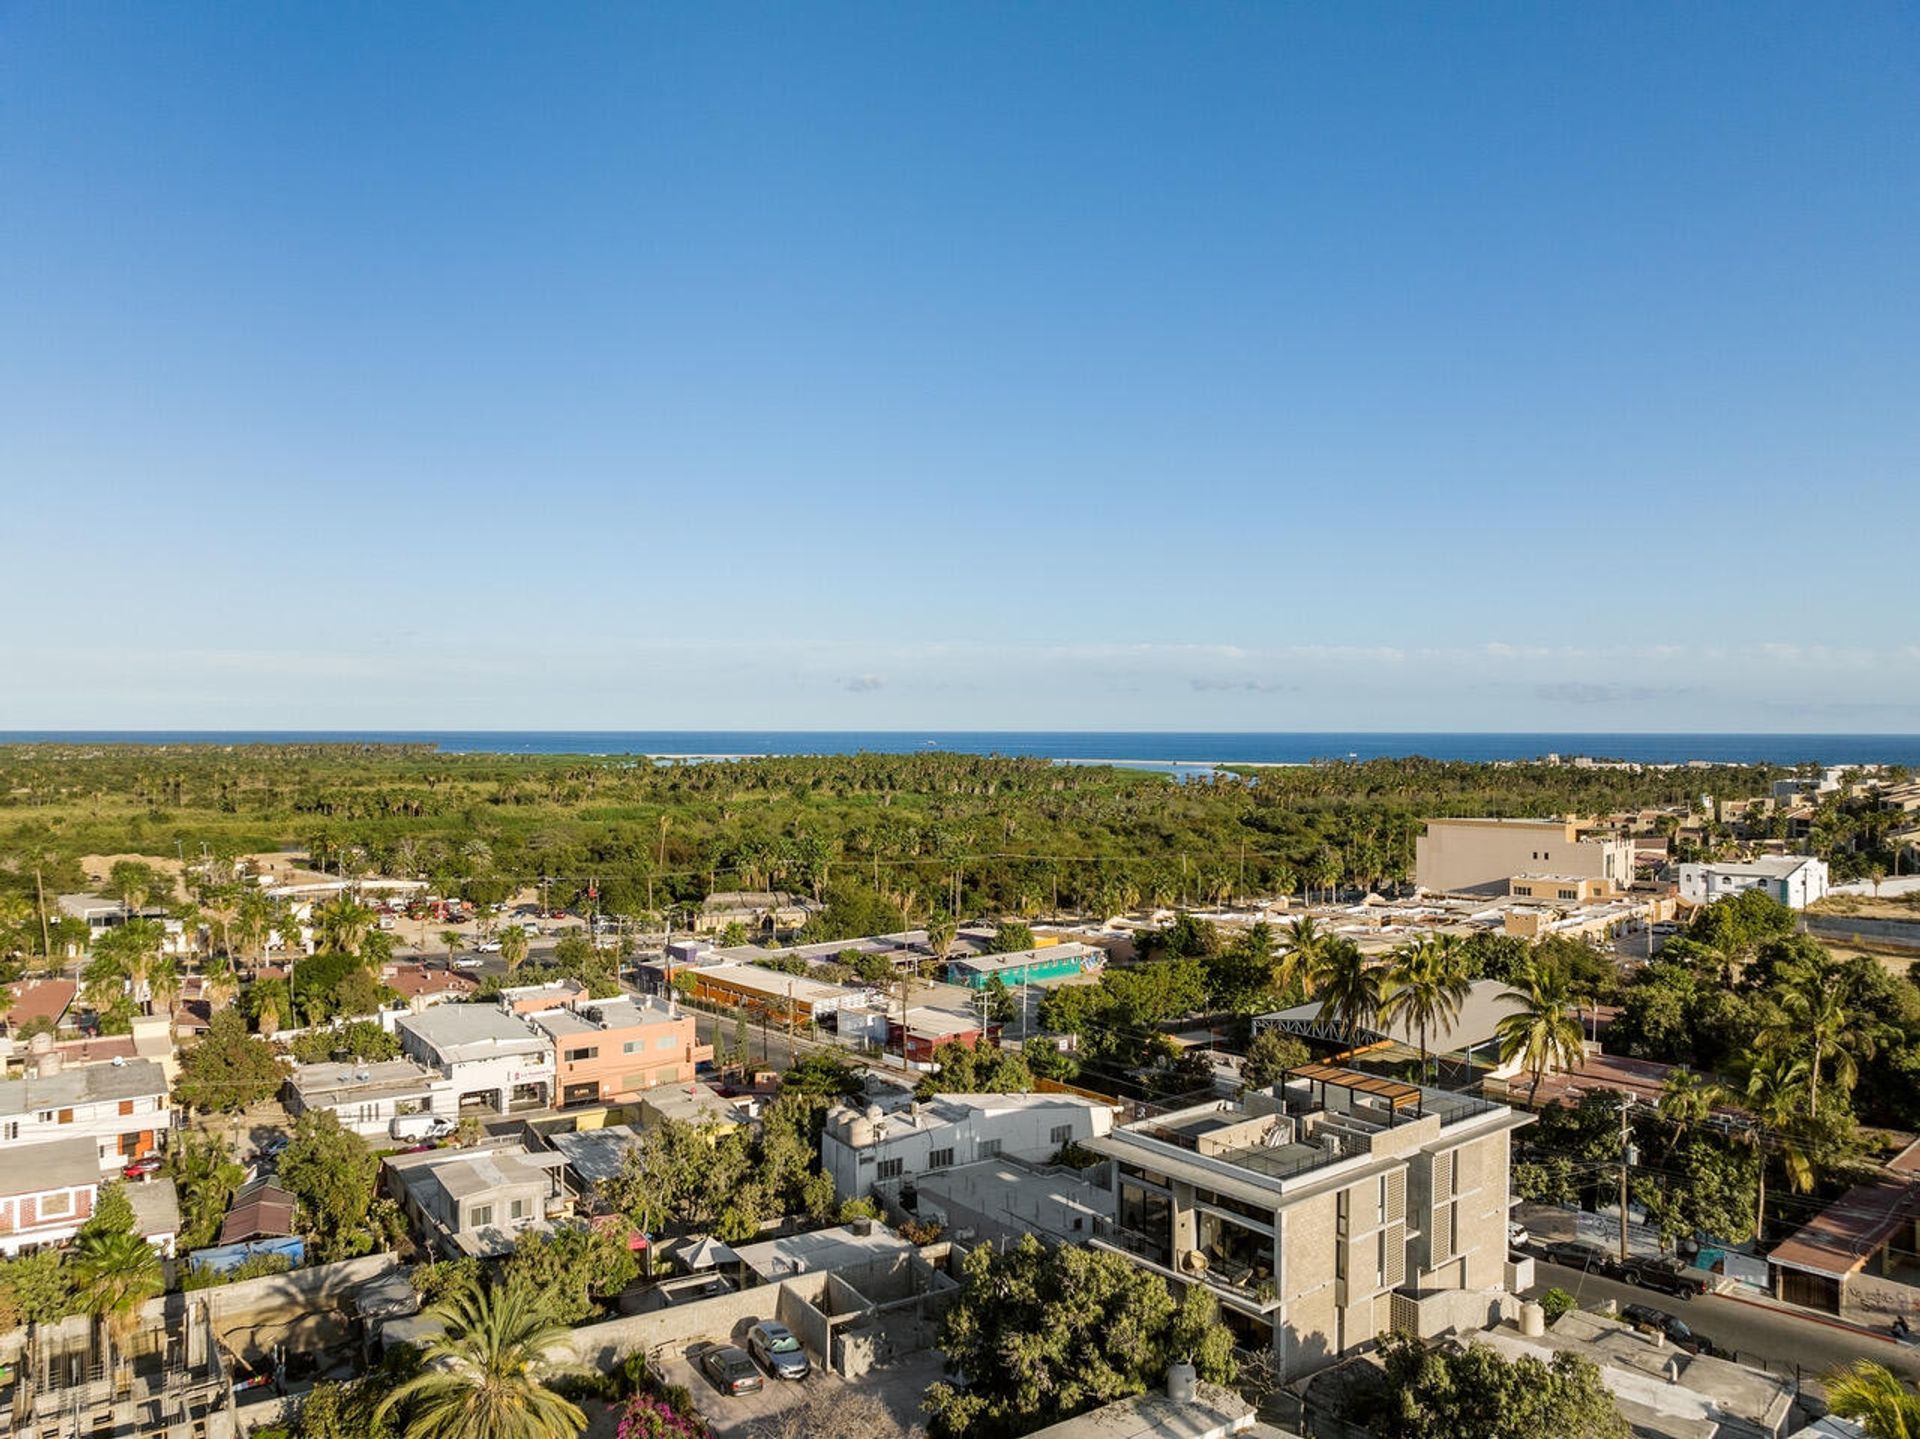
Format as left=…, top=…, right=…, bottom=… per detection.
left=656, top=1336, right=944, bottom=1438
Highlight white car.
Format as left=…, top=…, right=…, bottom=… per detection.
left=1508, top=1220, right=1531, bottom=1249
left=475, top=939, right=502, bottom=953
left=452, top=955, right=484, bottom=970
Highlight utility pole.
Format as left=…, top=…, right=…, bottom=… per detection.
left=1618, top=1095, right=1634, bottom=1264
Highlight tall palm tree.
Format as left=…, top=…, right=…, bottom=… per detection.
left=440, top=930, right=463, bottom=972
left=1495, top=961, right=1586, bottom=1106
left=1313, top=938, right=1383, bottom=1052
left=1382, top=935, right=1472, bottom=1081
left=499, top=925, right=529, bottom=977
left=375, top=1277, right=586, bottom=1439
left=1825, top=1359, right=1920, bottom=1439
left=71, top=1227, right=163, bottom=1385
left=1744, top=1052, right=1813, bottom=1243
left=1774, top=970, right=1868, bottom=1115
left=1276, top=915, right=1330, bottom=1002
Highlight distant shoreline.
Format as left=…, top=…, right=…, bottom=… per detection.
left=2, top=731, right=1916, bottom=767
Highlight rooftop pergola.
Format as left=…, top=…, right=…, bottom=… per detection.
left=1287, top=1062, right=1424, bottom=1126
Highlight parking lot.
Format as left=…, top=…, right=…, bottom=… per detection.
left=654, top=1337, right=945, bottom=1438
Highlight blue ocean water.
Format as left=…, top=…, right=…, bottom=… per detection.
left=2, top=731, right=1917, bottom=766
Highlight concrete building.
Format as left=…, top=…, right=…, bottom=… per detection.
left=1415, top=818, right=1634, bottom=896
left=945, top=943, right=1103, bottom=990
left=822, top=1091, right=1114, bottom=1203
left=681, top=961, right=859, bottom=1023
left=1088, top=1063, right=1529, bottom=1380
left=396, top=1005, right=554, bottom=1113
left=384, top=1140, right=569, bottom=1258
left=1678, top=855, right=1829, bottom=910
left=1027, top=1375, right=1272, bottom=1439
left=0, top=1136, right=104, bottom=1255
left=0, top=1297, right=236, bottom=1437
left=285, top=1056, right=453, bottom=1137
left=499, top=978, right=589, bottom=1016
left=527, top=995, right=708, bottom=1108
left=885, top=1154, right=1115, bottom=1247
left=0, top=1055, right=170, bottom=1172
left=1508, top=874, right=1613, bottom=903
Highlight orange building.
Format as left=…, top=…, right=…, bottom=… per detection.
left=528, top=996, right=712, bottom=1110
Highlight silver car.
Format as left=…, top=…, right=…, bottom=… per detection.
left=746, top=1321, right=810, bottom=1380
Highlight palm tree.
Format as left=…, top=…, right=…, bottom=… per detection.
left=1774, top=969, right=1868, bottom=1115
left=375, top=1277, right=586, bottom=1439
left=170, top=1134, right=246, bottom=1250
left=1495, top=961, right=1586, bottom=1106
left=440, top=930, right=463, bottom=971
left=499, top=925, right=529, bottom=977
left=1381, top=935, right=1471, bottom=1081
left=315, top=894, right=377, bottom=957
left=71, top=1227, right=163, bottom=1385
left=1276, top=915, right=1330, bottom=1002
left=1656, top=1067, right=1726, bottom=1141
left=1744, top=1052, right=1813, bottom=1243
left=1825, top=1359, right=1920, bottom=1439
left=925, top=915, right=957, bottom=963
left=1313, top=938, right=1383, bottom=1052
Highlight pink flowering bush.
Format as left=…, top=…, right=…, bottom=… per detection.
left=615, top=1392, right=713, bottom=1439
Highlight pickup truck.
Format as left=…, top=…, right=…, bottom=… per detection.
left=1617, top=1255, right=1712, bottom=1299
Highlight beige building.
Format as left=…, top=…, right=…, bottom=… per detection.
left=1415, top=818, right=1633, bottom=896
left=1090, top=1063, right=1529, bottom=1380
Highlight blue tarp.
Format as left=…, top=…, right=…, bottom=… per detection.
left=188, top=1236, right=306, bottom=1273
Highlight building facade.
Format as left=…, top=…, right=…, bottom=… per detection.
left=396, top=1006, right=553, bottom=1113
left=821, top=1092, right=1113, bottom=1202
left=0, top=1055, right=170, bottom=1172
left=0, top=1136, right=100, bottom=1255
left=1088, top=1064, right=1529, bottom=1380
left=1415, top=818, right=1633, bottom=896
left=286, top=1056, right=454, bottom=1137
left=527, top=996, right=709, bottom=1108
left=1678, top=855, right=1830, bottom=910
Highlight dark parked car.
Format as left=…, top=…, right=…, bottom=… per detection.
left=701, top=1346, right=765, bottom=1396
left=1620, top=1303, right=1715, bottom=1354
left=1540, top=1240, right=1617, bottom=1274
left=1619, top=1255, right=1711, bottom=1299
left=746, top=1321, right=811, bottom=1380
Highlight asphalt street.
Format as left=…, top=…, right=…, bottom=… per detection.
left=1527, top=1259, right=1920, bottom=1394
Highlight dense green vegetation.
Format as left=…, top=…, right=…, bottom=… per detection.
left=0, top=746, right=1781, bottom=949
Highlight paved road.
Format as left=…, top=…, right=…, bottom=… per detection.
left=1527, top=1259, right=1920, bottom=1392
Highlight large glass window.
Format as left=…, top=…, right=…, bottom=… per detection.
left=1116, top=1181, right=1173, bottom=1266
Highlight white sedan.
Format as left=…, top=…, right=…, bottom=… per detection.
left=452, top=954, right=485, bottom=970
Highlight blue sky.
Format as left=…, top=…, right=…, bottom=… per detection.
left=2, top=3, right=1915, bottom=731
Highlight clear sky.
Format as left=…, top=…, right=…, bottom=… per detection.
left=2, top=3, right=1915, bottom=731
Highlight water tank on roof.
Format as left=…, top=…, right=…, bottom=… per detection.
left=1166, top=1361, right=1198, bottom=1404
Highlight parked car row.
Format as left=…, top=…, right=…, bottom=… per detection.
left=699, top=1322, right=812, bottom=1396
left=1531, top=1238, right=1713, bottom=1299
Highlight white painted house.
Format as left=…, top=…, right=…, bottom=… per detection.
left=286, top=1056, right=455, bottom=1137
left=1678, top=855, right=1830, bottom=910
left=0, top=1056, right=170, bottom=1172
left=821, top=1091, right=1114, bottom=1202
left=396, top=1006, right=553, bottom=1114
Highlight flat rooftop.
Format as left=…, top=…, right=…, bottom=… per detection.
left=0, top=1056, right=168, bottom=1115
left=291, top=1056, right=445, bottom=1104
left=731, top=1222, right=917, bottom=1283
left=1027, top=1381, right=1261, bottom=1439
left=398, top=1005, right=546, bottom=1059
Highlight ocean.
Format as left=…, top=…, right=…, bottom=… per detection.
left=2, top=731, right=1918, bottom=767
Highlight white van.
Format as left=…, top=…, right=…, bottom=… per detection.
left=390, top=1114, right=456, bottom=1142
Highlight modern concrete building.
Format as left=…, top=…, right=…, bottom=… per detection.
left=1088, top=1063, right=1529, bottom=1380
left=0, top=1055, right=170, bottom=1172
left=1678, top=855, right=1829, bottom=910
left=285, top=1056, right=453, bottom=1137
left=527, top=995, right=708, bottom=1108
left=1415, top=818, right=1634, bottom=896
left=384, top=1139, right=569, bottom=1258
left=821, top=1091, right=1114, bottom=1202
left=885, top=1154, right=1115, bottom=1247
left=396, top=1005, right=554, bottom=1113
